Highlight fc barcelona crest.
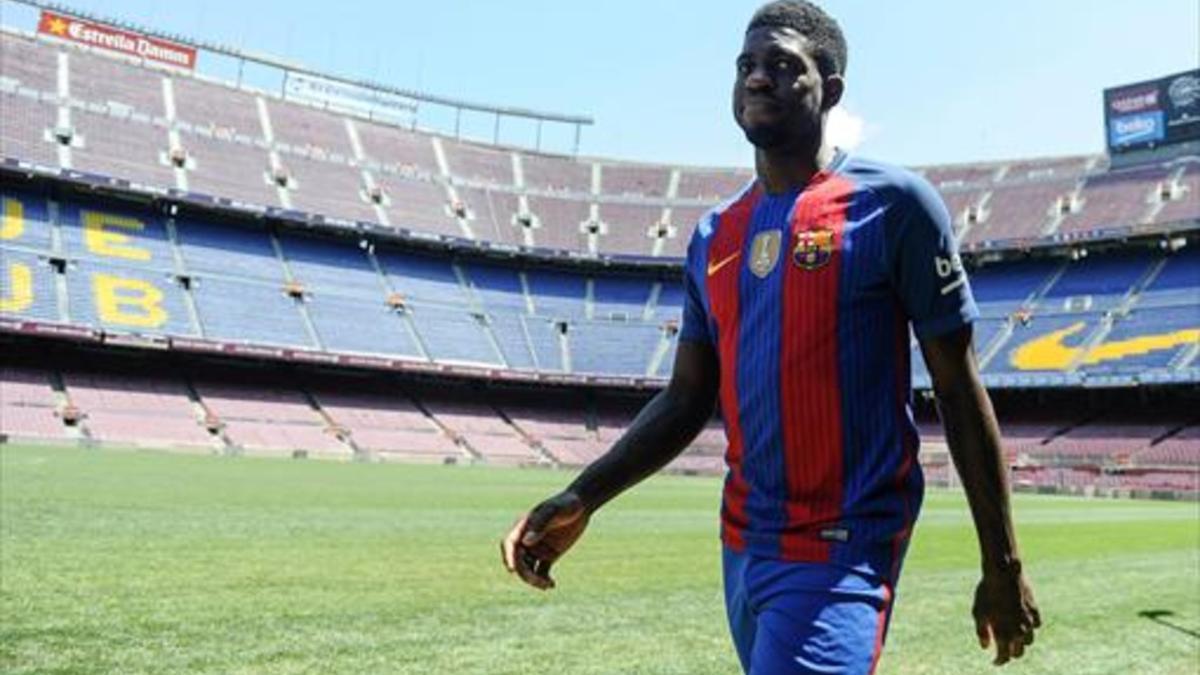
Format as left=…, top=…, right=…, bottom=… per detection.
left=792, top=228, right=835, bottom=270
left=749, top=230, right=781, bottom=278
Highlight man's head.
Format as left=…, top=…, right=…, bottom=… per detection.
left=734, top=0, right=847, bottom=151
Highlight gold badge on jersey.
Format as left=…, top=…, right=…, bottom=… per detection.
left=749, top=230, right=781, bottom=278
left=793, top=228, right=835, bottom=270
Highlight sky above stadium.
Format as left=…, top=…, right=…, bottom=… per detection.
left=5, top=0, right=1197, bottom=168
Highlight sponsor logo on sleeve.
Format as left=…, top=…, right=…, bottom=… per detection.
left=935, top=252, right=965, bottom=296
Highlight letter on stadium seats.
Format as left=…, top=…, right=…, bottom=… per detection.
left=0, top=263, right=33, bottom=312
left=93, top=274, right=167, bottom=327
left=1, top=198, right=24, bottom=241
left=83, top=211, right=150, bottom=261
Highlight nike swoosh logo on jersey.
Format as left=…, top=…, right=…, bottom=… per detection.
left=707, top=251, right=740, bottom=276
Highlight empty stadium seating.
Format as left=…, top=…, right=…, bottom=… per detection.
left=2, top=24, right=1196, bottom=504
left=311, top=386, right=462, bottom=462
left=0, top=366, right=67, bottom=441
left=62, top=370, right=212, bottom=448
left=2, top=29, right=1194, bottom=260
left=2, top=183, right=1196, bottom=382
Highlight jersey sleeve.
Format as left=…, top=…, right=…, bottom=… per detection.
left=678, top=225, right=714, bottom=345
left=889, top=177, right=979, bottom=340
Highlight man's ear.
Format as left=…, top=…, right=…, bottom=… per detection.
left=821, top=74, right=845, bottom=111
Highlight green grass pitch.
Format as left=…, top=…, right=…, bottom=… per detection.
left=2, top=443, right=1197, bottom=674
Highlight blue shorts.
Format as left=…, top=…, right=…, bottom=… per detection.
left=723, top=547, right=896, bottom=675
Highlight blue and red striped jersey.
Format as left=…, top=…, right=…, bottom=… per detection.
left=679, top=151, right=978, bottom=582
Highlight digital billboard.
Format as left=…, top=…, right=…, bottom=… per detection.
left=1104, top=69, right=1200, bottom=153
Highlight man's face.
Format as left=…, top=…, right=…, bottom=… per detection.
left=733, top=26, right=834, bottom=151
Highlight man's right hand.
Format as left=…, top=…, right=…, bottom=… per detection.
left=500, top=491, right=590, bottom=590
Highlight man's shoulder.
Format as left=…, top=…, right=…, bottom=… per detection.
left=838, top=154, right=937, bottom=205
left=691, top=179, right=759, bottom=243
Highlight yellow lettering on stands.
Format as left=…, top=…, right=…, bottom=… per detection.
left=0, top=263, right=33, bottom=313
left=0, top=199, right=24, bottom=240
left=93, top=274, right=166, bottom=328
left=83, top=211, right=150, bottom=261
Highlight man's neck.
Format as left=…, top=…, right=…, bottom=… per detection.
left=754, top=140, right=837, bottom=195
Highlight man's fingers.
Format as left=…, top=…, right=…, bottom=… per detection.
left=975, top=616, right=990, bottom=649
left=513, top=549, right=550, bottom=590
left=993, top=635, right=1011, bottom=666
left=1030, top=607, right=1042, bottom=628
left=533, top=557, right=557, bottom=589
left=501, top=515, right=529, bottom=573
left=1009, top=638, right=1025, bottom=660
left=499, top=541, right=511, bottom=573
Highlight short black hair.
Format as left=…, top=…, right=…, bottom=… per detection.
left=746, top=1, right=847, bottom=78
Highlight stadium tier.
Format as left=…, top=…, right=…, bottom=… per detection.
left=1, top=357, right=1195, bottom=491
left=2, top=186, right=1198, bottom=384
left=1, top=28, right=1197, bottom=261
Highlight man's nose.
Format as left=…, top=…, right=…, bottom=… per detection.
left=744, top=66, right=772, bottom=92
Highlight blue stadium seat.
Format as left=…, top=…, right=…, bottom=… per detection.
left=968, top=259, right=1059, bottom=316
left=191, top=276, right=311, bottom=347
left=376, top=250, right=469, bottom=306
left=278, top=233, right=384, bottom=298
left=175, top=218, right=284, bottom=282
left=592, top=275, right=651, bottom=320
left=570, top=320, right=660, bottom=375
left=656, top=334, right=679, bottom=378
left=463, top=262, right=527, bottom=311
left=408, top=304, right=499, bottom=364
left=522, top=316, right=565, bottom=371
left=306, top=294, right=422, bottom=357
left=1138, top=247, right=1200, bottom=308
left=484, top=312, right=537, bottom=370
left=653, top=281, right=685, bottom=321
left=526, top=269, right=586, bottom=318
left=1039, top=250, right=1153, bottom=311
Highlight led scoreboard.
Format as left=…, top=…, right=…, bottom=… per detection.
left=1104, top=69, right=1200, bottom=154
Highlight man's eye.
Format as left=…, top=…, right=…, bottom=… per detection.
left=774, top=59, right=791, bottom=71
left=737, top=61, right=752, bottom=74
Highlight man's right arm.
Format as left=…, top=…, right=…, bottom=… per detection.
left=500, top=339, right=719, bottom=589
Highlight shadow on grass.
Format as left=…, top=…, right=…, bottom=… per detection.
left=1138, top=610, right=1200, bottom=639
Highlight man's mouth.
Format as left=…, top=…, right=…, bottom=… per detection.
left=741, top=97, right=782, bottom=122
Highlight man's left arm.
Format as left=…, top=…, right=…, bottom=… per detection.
left=920, top=326, right=1041, bottom=666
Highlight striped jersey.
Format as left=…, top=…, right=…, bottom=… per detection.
left=679, top=151, right=978, bottom=582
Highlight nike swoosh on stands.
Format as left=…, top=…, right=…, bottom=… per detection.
left=707, top=252, right=740, bottom=276
left=1011, top=322, right=1200, bottom=370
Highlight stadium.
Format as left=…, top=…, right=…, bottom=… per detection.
left=1, top=2, right=1197, bottom=673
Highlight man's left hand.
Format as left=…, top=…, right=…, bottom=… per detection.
left=972, top=562, right=1041, bottom=666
